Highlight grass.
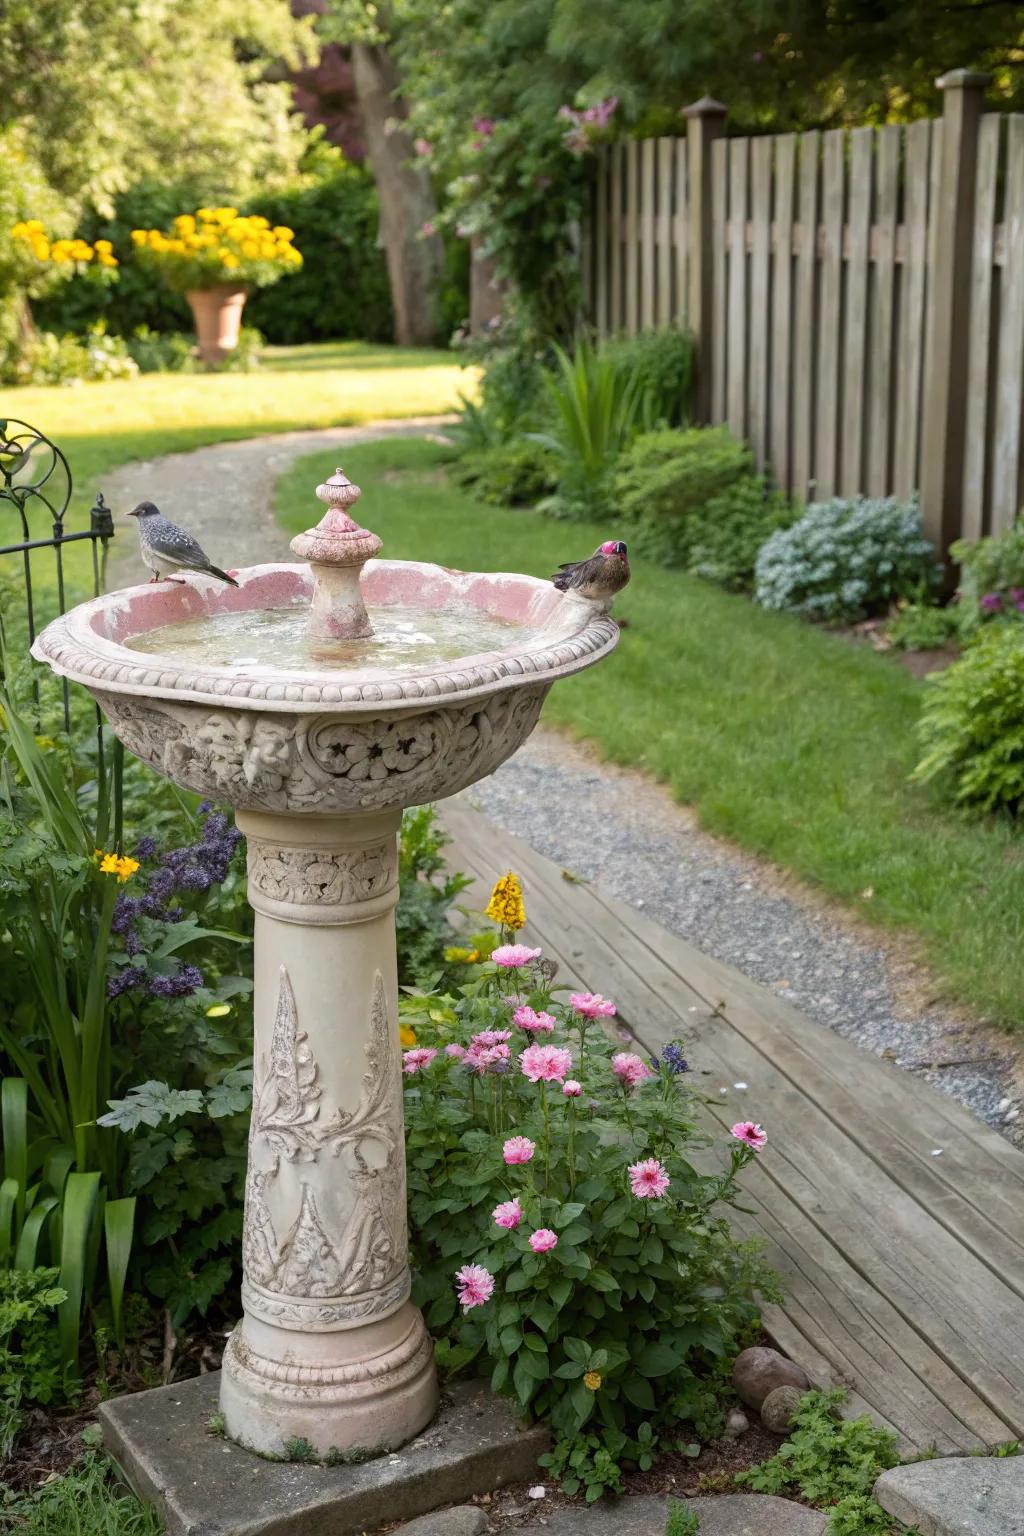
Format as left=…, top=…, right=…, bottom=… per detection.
left=0, top=1451, right=162, bottom=1535
left=1, top=340, right=470, bottom=615
left=276, top=434, right=1024, bottom=1031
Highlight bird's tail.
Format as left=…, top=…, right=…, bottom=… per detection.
left=207, top=564, right=239, bottom=588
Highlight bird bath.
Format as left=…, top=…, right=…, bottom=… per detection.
left=31, top=469, right=618, bottom=1460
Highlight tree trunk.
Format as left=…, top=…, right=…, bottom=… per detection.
left=351, top=41, right=445, bottom=347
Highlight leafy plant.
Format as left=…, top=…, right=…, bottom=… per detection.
left=396, top=806, right=473, bottom=986
left=2, top=322, right=139, bottom=387
left=913, top=623, right=1024, bottom=813
left=530, top=338, right=654, bottom=520
left=665, top=1500, right=700, bottom=1536
left=737, top=1388, right=901, bottom=1535
left=614, top=427, right=752, bottom=566
left=132, top=207, right=302, bottom=293
left=0, top=1267, right=65, bottom=1456
left=885, top=599, right=959, bottom=652
left=950, top=520, right=1024, bottom=637
left=755, top=496, right=939, bottom=623
left=449, top=439, right=560, bottom=506
left=401, top=872, right=772, bottom=1495
left=0, top=1450, right=162, bottom=1535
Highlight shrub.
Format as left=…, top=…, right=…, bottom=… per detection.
left=531, top=340, right=656, bottom=521
left=0, top=1269, right=65, bottom=1456
left=396, top=806, right=472, bottom=986
left=614, top=427, right=752, bottom=565
left=0, top=322, right=139, bottom=387
left=688, top=476, right=797, bottom=591
left=950, top=520, right=1024, bottom=636
left=913, top=623, right=1024, bottom=813
left=125, top=325, right=197, bottom=373
left=401, top=873, right=772, bottom=1494
left=601, top=327, right=694, bottom=428
left=754, top=496, right=939, bottom=623
left=450, top=439, right=560, bottom=506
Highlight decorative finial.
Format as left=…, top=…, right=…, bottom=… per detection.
left=289, top=466, right=382, bottom=641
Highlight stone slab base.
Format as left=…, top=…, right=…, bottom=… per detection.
left=531, top=1493, right=826, bottom=1535
left=875, top=1457, right=1024, bottom=1535
left=98, top=1372, right=549, bottom=1536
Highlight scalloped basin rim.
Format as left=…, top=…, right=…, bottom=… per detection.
left=31, top=559, right=619, bottom=716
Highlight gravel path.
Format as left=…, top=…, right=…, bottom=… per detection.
left=103, top=417, right=455, bottom=588
left=457, top=731, right=1024, bottom=1139
left=99, top=425, right=1022, bottom=1139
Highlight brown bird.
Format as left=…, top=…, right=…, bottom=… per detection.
left=551, top=540, right=630, bottom=606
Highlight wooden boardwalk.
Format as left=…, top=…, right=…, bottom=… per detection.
left=441, top=801, right=1024, bottom=1457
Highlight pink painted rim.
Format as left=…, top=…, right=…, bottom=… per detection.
left=31, top=559, right=619, bottom=716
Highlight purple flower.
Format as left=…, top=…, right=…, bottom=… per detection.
left=148, top=964, right=204, bottom=998
left=134, top=836, right=158, bottom=860
left=107, top=965, right=146, bottom=998
left=651, top=1041, right=690, bottom=1075
left=980, top=592, right=1003, bottom=612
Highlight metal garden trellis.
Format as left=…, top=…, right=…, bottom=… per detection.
left=0, top=415, right=121, bottom=818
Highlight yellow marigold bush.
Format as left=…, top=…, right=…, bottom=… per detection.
left=130, top=208, right=303, bottom=292
left=10, top=221, right=119, bottom=270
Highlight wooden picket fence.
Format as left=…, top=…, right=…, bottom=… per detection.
left=583, top=71, right=1024, bottom=553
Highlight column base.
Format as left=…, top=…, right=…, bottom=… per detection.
left=220, top=1301, right=439, bottom=1459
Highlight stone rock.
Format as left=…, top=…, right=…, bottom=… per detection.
left=761, top=1384, right=804, bottom=1434
left=732, top=1346, right=810, bottom=1411
left=392, top=1507, right=487, bottom=1536
left=875, top=1455, right=1024, bottom=1535
left=537, top=1493, right=826, bottom=1534
left=723, top=1407, right=751, bottom=1439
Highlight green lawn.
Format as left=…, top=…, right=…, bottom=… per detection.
left=276, top=435, right=1024, bottom=1031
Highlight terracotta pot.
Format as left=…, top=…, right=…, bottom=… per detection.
left=185, top=285, right=248, bottom=366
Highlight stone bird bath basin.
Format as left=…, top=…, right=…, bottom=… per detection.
left=31, top=469, right=618, bottom=1459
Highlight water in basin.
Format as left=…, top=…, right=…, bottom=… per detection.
left=124, top=602, right=540, bottom=674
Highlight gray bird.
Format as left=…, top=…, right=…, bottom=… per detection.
left=551, top=539, right=630, bottom=604
left=128, top=501, right=238, bottom=587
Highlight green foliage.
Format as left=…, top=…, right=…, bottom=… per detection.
left=450, top=439, right=560, bottom=506
left=755, top=496, right=938, bottom=623
left=1, top=322, right=139, bottom=387
left=124, top=327, right=198, bottom=374
left=614, top=426, right=752, bottom=565
left=0, top=1450, right=162, bottom=1535
left=738, top=1388, right=901, bottom=1535
left=664, top=1499, right=700, bottom=1536
left=401, top=896, right=771, bottom=1495
left=539, top=1433, right=627, bottom=1500
left=687, top=476, right=796, bottom=592
left=531, top=339, right=655, bottom=520
left=913, top=623, right=1024, bottom=814
left=600, top=328, right=694, bottom=429
left=886, top=599, right=960, bottom=652
left=397, top=806, right=473, bottom=986
left=0, top=1268, right=65, bottom=1456
left=950, top=520, right=1024, bottom=637
left=246, top=150, right=392, bottom=344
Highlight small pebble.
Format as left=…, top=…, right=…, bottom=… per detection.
left=734, top=1081, right=748, bottom=1090
left=930, top=1149, right=943, bottom=1156
left=528, top=1485, right=547, bottom=1500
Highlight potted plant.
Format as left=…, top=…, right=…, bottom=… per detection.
left=130, top=207, right=302, bottom=365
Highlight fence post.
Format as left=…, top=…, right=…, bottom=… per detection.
left=683, top=95, right=727, bottom=424
left=920, top=69, right=990, bottom=555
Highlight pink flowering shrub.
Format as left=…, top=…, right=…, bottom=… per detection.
left=400, top=891, right=774, bottom=1495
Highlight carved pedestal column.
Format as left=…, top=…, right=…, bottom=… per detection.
left=220, top=808, right=438, bottom=1458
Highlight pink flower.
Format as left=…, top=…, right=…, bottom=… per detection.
left=731, top=1121, right=767, bottom=1152
left=472, top=116, right=496, bottom=137
left=455, top=1263, right=494, bottom=1309
left=445, top=1043, right=466, bottom=1060
left=420, top=220, right=436, bottom=237
left=503, top=1135, right=536, bottom=1165
left=520, top=1043, right=573, bottom=1084
left=493, top=1198, right=523, bottom=1230
left=628, top=1157, right=671, bottom=1199
left=472, top=1029, right=512, bottom=1046
left=493, top=944, right=542, bottom=969
left=562, top=1080, right=582, bottom=1097
left=464, top=1041, right=511, bottom=1074
left=611, top=1052, right=653, bottom=1089
left=529, top=1228, right=558, bottom=1253
left=513, top=1006, right=556, bottom=1034
left=413, top=137, right=432, bottom=157
left=402, top=1047, right=438, bottom=1074
left=570, top=992, right=617, bottom=1019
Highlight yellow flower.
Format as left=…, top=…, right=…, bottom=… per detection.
left=31, top=239, right=50, bottom=260
left=584, top=1370, right=602, bottom=1391
left=174, top=214, right=196, bottom=235
left=206, top=1003, right=232, bottom=1018
left=11, top=221, right=28, bottom=239
left=34, top=735, right=58, bottom=751
left=196, top=207, right=215, bottom=222
left=94, top=239, right=113, bottom=253
left=250, top=216, right=270, bottom=230
left=98, top=852, right=120, bottom=875
left=51, top=248, right=70, bottom=263
left=272, top=225, right=294, bottom=241
left=259, top=241, right=276, bottom=258
left=222, top=252, right=240, bottom=269
left=214, top=206, right=238, bottom=225
left=98, top=253, right=118, bottom=267
left=443, top=945, right=480, bottom=964
left=241, top=239, right=259, bottom=259
left=485, top=872, right=526, bottom=931
left=399, top=1024, right=417, bottom=1048
left=115, top=856, right=140, bottom=883
left=96, top=851, right=139, bottom=882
